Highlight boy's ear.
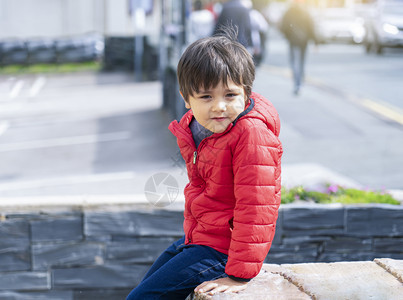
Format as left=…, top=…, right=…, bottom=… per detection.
left=180, top=91, right=191, bottom=109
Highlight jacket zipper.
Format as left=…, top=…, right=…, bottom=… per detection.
left=188, top=141, right=207, bottom=243
left=193, top=151, right=197, bottom=164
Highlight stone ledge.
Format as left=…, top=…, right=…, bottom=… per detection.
left=192, top=258, right=403, bottom=300
left=0, top=194, right=185, bottom=209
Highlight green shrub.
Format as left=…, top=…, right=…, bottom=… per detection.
left=0, top=61, right=101, bottom=75
left=281, top=185, right=400, bottom=205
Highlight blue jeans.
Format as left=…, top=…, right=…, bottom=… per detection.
left=289, top=43, right=307, bottom=93
left=126, top=236, right=228, bottom=300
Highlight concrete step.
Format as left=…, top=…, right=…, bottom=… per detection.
left=192, top=258, right=403, bottom=300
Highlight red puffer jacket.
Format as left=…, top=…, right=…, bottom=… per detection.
left=168, top=92, right=282, bottom=280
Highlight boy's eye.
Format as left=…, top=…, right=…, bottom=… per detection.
left=226, top=93, right=237, bottom=98
left=200, top=95, right=211, bottom=99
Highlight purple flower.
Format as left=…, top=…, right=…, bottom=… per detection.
left=328, top=184, right=338, bottom=194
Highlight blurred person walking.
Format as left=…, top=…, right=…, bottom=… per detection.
left=249, top=1, right=269, bottom=66
left=188, top=0, right=216, bottom=43
left=214, top=0, right=269, bottom=65
left=205, top=0, right=222, bottom=21
left=214, top=0, right=253, bottom=51
left=280, top=0, right=317, bottom=95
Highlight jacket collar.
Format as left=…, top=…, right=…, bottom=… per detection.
left=232, top=97, right=254, bottom=126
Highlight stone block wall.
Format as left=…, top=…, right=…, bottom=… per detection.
left=267, top=204, right=403, bottom=264
left=0, top=204, right=402, bottom=299
left=0, top=207, right=183, bottom=299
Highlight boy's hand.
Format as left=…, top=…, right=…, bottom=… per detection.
left=195, top=277, right=248, bottom=295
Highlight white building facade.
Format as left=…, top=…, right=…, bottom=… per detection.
left=0, top=0, right=161, bottom=39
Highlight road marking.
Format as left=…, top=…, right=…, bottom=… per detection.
left=9, top=79, right=24, bottom=99
left=0, top=131, right=131, bottom=152
left=264, top=65, right=403, bottom=127
left=358, top=98, right=403, bottom=126
left=0, top=121, right=10, bottom=136
left=29, top=76, right=46, bottom=98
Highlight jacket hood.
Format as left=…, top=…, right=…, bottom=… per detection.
left=169, top=92, right=280, bottom=138
left=246, top=92, right=281, bottom=137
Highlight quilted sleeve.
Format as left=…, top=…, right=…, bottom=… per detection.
left=225, top=120, right=283, bottom=279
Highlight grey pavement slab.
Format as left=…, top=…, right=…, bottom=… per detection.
left=194, top=259, right=403, bottom=300
left=278, top=260, right=403, bottom=300
left=193, top=264, right=311, bottom=300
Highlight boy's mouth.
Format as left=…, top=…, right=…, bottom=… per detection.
left=211, top=117, right=228, bottom=122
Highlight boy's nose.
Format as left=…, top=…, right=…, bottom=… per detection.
left=213, top=100, right=226, bottom=112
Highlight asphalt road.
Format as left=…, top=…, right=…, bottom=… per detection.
left=0, top=73, right=180, bottom=197
left=266, top=28, right=403, bottom=112
left=0, top=33, right=402, bottom=198
left=258, top=29, right=403, bottom=191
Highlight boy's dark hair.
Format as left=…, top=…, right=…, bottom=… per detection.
left=177, top=28, right=255, bottom=102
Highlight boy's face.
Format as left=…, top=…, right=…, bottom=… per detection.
left=184, top=80, right=247, bottom=133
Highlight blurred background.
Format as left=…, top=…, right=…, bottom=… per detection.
left=0, top=0, right=402, bottom=200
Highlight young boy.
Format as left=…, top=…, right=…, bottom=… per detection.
left=126, top=30, right=282, bottom=299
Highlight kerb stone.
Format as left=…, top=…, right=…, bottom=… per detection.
left=53, top=264, right=149, bottom=289
left=85, top=210, right=183, bottom=237
left=0, top=272, right=50, bottom=291
left=282, top=206, right=344, bottom=235
left=0, top=219, right=29, bottom=239
left=0, top=290, right=73, bottom=300
left=0, top=238, right=30, bottom=271
left=346, top=206, right=403, bottom=237
left=31, top=216, right=83, bottom=242
left=73, top=289, right=132, bottom=300
left=32, top=242, right=104, bottom=271
left=106, top=237, right=175, bottom=264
